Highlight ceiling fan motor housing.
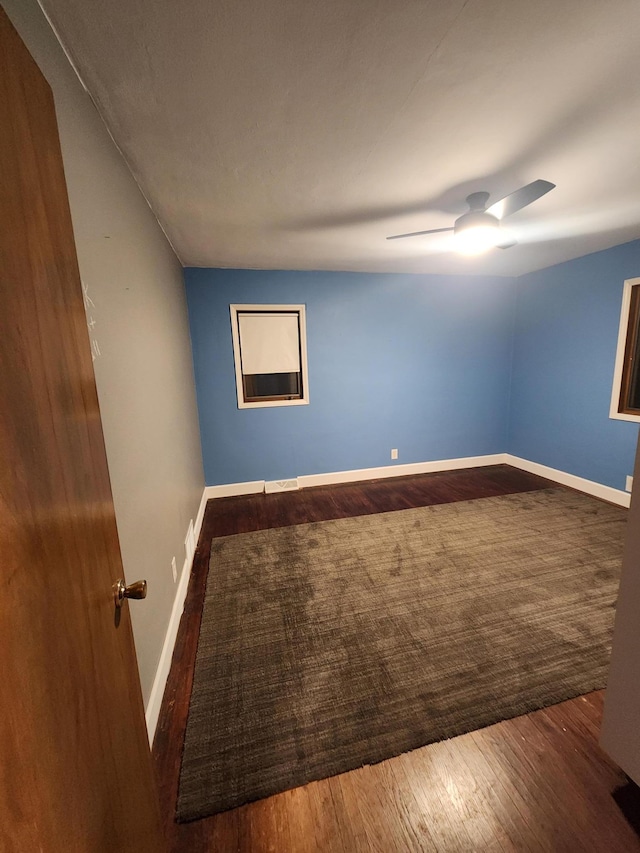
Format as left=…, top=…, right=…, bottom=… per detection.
left=465, top=191, right=491, bottom=211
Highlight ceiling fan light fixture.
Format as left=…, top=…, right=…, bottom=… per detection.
left=453, top=213, right=500, bottom=255
left=454, top=225, right=499, bottom=255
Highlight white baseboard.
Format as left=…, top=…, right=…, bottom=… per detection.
left=145, top=550, right=191, bottom=745
left=297, top=454, right=509, bottom=489
left=145, top=486, right=209, bottom=746
left=505, top=454, right=630, bottom=508
left=199, top=455, right=508, bottom=498
left=198, top=455, right=630, bottom=509
left=194, top=487, right=208, bottom=542
left=200, top=456, right=507, bottom=500
left=204, top=480, right=265, bottom=499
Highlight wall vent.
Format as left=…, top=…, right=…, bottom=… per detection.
left=265, top=479, right=299, bottom=494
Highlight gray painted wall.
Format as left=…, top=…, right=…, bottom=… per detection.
left=4, top=0, right=205, bottom=705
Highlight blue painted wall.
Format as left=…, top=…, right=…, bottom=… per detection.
left=186, top=242, right=640, bottom=490
left=185, top=269, right=516, bottom=485
left=508, top=240, right=640, bottom=491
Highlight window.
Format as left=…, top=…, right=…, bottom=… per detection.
left=230, top=304, right=309, bottom=409
left=611, top=277, right=640, bottom=422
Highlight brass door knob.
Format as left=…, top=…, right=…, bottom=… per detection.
left=114, top=578, right=147, bottom=608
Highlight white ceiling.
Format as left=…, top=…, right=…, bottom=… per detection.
left=42, top=0, right=640, bottom=276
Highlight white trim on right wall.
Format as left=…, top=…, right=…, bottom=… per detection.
left=610, top=276, right=640, bottom=423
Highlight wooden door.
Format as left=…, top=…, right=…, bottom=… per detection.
left=0, top=9, right=164, bottom=851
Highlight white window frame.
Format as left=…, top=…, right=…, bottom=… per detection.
left=230, top=304, right=310, bottom=409
left=610, top=277, right=640, bottom=423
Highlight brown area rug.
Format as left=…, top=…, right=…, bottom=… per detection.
left=177, top=488, right=625, bottom=821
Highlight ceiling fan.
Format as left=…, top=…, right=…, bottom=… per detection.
left=387, top=179, right=556, bottom=254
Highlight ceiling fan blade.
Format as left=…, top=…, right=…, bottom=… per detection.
left=386, top=226, right=454, bottom=241
left=486, top=180, right=555, bottom=220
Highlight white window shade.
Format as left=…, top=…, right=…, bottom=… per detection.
left=238, top=313, right=301, bottom=374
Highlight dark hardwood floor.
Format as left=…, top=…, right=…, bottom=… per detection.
left=153, top=464, right=640, bottom=851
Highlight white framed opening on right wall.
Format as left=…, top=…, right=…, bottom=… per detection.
left=610, top=276, right=640, bottom=423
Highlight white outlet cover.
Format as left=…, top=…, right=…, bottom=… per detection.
left=391, top=449, right=398, bottom=460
